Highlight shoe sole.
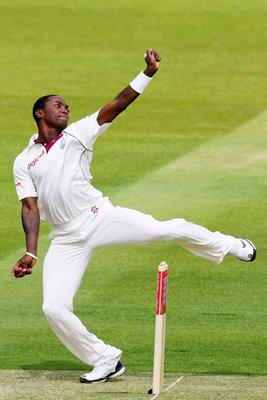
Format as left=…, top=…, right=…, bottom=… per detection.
left=107, top=365, right=125, bottom=381
left=242, top=239, right=257, bottom=262
left=80, top=361, right=125, bottom=384
left=80, top=375, right=107, bottom=384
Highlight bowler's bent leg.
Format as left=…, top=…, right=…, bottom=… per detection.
left=42, top=241, right=121, bottom=366
left=92, top=205, right=234, bottom=264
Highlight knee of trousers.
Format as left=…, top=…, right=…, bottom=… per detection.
left=42, top=301, right=73, bottom=322
left=154, top=219, right=189, bottom=240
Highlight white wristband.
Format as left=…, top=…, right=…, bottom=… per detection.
left=26, top=252, right=38, bottom=260
left=130, top=71, right=152, bottom=94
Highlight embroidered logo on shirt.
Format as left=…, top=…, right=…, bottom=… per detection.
left=28, top=150, right=45, bottom=169
left=91, top=206, right=99, bottom=214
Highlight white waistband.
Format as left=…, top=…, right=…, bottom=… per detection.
left=49, top=197, right=111, bottom=243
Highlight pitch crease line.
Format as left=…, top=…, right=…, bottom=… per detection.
left=149, top=375, right=184, bottom=400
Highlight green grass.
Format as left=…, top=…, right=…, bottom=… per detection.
left=1, top=0, right=267, bottom=387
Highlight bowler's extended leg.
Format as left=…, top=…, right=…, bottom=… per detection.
left=91, top=205, right=256, bottom=264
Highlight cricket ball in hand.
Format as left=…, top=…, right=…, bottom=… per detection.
left=14, top=265, right=26, bottom=277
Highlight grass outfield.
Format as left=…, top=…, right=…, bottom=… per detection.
left=1, top=0, right=267, bottom=396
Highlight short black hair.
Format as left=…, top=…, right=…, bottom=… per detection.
left=32, top=94, right=58, bottom=123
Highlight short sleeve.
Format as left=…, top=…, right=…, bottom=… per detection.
left=13, top=156, right=38, bottom=200
left=64, top=110, right=111, bottom=149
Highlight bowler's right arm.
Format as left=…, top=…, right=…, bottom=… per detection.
left=12, top=197, right=40, bottom=278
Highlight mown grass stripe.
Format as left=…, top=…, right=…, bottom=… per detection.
left=110, top=108, right=267, bottom=227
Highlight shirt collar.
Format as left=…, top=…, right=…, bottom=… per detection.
left=28, top=133, right=39, bottom=147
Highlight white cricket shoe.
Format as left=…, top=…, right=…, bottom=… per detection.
left=233, top=238, right=257, bottom=262
left=80, top=360, right=125, bottom=384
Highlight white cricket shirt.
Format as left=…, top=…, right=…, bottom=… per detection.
left=13, top=110, right=111, bottom=225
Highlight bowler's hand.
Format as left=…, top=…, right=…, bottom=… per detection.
left=144, top=49, right=161, bottom=77
left=12, top=254, right=37, bottom=278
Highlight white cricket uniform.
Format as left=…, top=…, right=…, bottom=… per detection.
left=14, top=110, right=235, bottom=367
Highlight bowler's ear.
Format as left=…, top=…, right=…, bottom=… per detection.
left=35, top=109, right=44, bottom=119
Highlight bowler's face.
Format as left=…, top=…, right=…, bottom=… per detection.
left=42, top=96, right=70, bottom=131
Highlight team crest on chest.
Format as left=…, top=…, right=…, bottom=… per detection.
left=60, top=138, right=66, bottom=150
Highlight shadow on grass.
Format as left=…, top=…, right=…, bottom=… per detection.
left=21, top=360, right=86, bottom=371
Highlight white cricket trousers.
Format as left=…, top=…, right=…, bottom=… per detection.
left=42, top=201, right=235, bottom=367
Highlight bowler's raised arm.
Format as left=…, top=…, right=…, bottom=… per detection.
left=97, top=49, right=161, bottom=126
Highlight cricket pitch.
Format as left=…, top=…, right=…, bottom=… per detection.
left=1, top=370, right=267, bottom=400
